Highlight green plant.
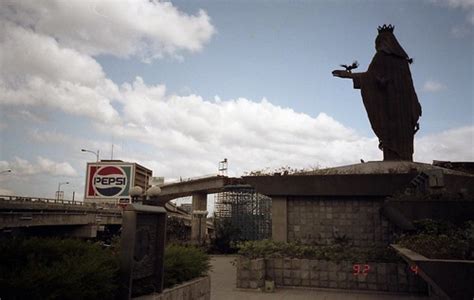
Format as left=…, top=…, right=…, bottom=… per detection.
left=413, top=219, right=457, bottom=235
left=398, top=233, right=469, bottom=259
left=166, top=217, right=190, bottom=242
left=235, top=239, right=400, bottom=263
left=397, top=219, right=474, bottom=260
left=209, top=218, right=241, bottom=254
left=0, top=237, right=119, bottom=300
left=244, top=165, right=320, bottom=176
left=164, top=244, right=210, bottom=288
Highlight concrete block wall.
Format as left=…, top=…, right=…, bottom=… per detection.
left=236, top=257, right=427, bottom=294
left=287, top=197, right=391, bottom=246
left=134, top=276, right=210, bottom=300
left=236, top=257, right=265, bottom=289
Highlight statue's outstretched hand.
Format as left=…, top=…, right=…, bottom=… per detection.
left=332, top=70, right=353, bottom=79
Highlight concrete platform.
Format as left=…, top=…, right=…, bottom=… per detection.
left=299, top=161, right=472, bottom=176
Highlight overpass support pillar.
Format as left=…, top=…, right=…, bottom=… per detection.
left=191, top=193, right=208, bottom=244
left=70, top=224, right=98, bottom=238
left=272, top=197, right=287, bottom=242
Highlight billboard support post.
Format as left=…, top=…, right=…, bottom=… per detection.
left=118, top=202, right=166, bottom=299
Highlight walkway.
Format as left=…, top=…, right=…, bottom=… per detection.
left=209, top=256, right=429, bottom=300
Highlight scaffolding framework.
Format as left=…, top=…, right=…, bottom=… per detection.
left=214, top=184, right=271, bottom=240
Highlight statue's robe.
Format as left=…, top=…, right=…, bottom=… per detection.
left=352, top=51, right=422, bottom=161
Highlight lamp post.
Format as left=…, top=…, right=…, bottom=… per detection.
left=57, top=181, right=69, bottom=201
left=129, top=186, right=144, bottom=204
left=81, top=149, right=99, bottom=162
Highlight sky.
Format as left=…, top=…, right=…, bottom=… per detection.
left=0, top=0, right=473, bottom=206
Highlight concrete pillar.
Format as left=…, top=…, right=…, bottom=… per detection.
left=70, top=224, right=98, bottom=238
left=272, top=196, right=287, bottom=242
left=191, top=193, right=208, bottom=243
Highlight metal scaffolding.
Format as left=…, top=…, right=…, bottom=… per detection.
left=214, top=184, right=271, bottom=240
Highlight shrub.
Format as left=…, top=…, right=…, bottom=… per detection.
left=209, top=218, right=241, bottom=254
left=412, top=219, right=457, bottom=235
left=166, top=217, right=190, bottom=242
left=0, top=238, right=119, bottom=300
left=397, top=219, right=473, bottom=259
left=164, top=244, right=211, bottom=288
left=398, top=233, right=470, bottom=259
left=235, top=239, right=399, bottom=263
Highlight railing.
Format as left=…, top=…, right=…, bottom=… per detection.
left=163, top=173, right=224, bottom=185
left=0, top=195, right=119, bottom=210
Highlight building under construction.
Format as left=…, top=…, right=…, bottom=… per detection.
left=214, top=184, right=271, bottom=240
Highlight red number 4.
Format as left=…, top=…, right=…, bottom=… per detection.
left=410, top=265, right=418, bottom=275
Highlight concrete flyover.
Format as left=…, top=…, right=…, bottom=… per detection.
left=0, top=176, right=240, bottom=240
left=151, top=175, right=243, bottom=243
left=0, top=196, right=122, bottom=237
left=0, top=195, right=211, bottom=239
left=152, top=175, right=244, bottom=206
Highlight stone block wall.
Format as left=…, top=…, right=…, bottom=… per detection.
left=134, top=276, right=210, bottom=300
left=287, top=197, right=392, bottom=246
left=236, top=257, right=265, bottom=289
left=236, top=257, right=427, bottom=294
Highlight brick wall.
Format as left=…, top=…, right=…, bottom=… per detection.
left=287, top=196, right=392, bottom=246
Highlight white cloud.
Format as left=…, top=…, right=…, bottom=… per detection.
left=0, top=21, right=120, bottom=123
left=97, top=77, right=470, bottom=177
left=0, top=0, right=215, bottom=123
left=415, top=126, right=474, bottom=162
left=1, top=0, right=215, bottom=61
left=433, top=0, right=474, bottom=9
left=422, top=80, right=447, bottom=92
left=15, top=110, right=49, bottom=124
left=0, top=157, right=78, bottom=177
left=28, top=129, right=121, bottom=162
left=430, top=0, right=474, bottom=24
left=94, top=77, right=382, bottom=177
left=451, top=25, right=472, bottom=37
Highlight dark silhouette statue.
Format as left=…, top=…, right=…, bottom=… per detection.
left=332, top=25, right=422, bottom=161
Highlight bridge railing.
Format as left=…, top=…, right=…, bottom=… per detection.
left=0, top=195, right=94, bottom=207
left=0, top=196, right=129, bottom=212
left=164, top=173, right=224, bottom=185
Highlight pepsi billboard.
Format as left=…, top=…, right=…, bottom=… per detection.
left=85, top=163, right=133, bottom=199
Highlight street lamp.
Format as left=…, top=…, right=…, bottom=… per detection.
left=81, top=149, right=99, bottom=162
left=0, top=169, right=12, bottom=174
left=57, top=181, right=69, bottom=201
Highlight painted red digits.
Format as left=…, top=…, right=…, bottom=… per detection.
left=363, top=264, right=370, bottom=275
left=410, top=265, right=418, bottom=275
left=353, top=264, right=361, bottom=275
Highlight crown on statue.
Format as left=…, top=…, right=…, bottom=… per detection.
left=377, top=24, right=394, bottom=33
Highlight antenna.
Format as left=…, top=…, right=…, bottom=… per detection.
left=218, top=158, right=228, bottom=176
left=111, top=135, right=115, bottom=160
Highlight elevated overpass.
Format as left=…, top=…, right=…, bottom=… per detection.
left=0, top=195, right=122, bottom=237
left=0, top=195, right=211, bottom=239
left=153, top=175, right=244, bottom=205
left=150, top=175, right=244, bottom=242
left=0, top=176, right=238, bottom=240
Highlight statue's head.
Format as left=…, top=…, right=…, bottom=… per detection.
left=375, top=24, right=409, bottom=60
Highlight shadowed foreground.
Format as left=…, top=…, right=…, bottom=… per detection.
left=210, top=255, right=428, bottom=300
